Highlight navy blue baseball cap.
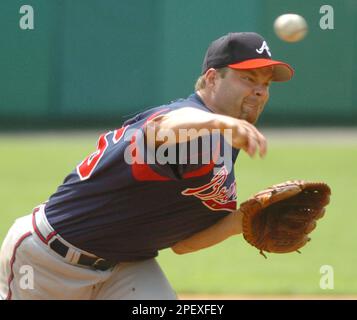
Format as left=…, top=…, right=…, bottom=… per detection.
left=202, top=32, right=294, bottom=81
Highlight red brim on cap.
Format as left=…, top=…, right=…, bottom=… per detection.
left=228, top=58, right=294, bottom=82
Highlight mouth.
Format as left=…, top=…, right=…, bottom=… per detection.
left=241, top=101, right=261, bottom=123
left=243, top=100, right=260, bottom=108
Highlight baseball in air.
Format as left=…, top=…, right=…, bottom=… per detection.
left=274, top=14, right=308, bottom=42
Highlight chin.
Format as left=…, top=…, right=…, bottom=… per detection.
left=240, top=114, right=257, bottom=124
left=239, top=107, right=260, bottom=124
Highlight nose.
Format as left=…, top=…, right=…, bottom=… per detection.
left=254, top=85, right=269, bottom=97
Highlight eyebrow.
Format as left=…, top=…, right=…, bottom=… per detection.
left=242, top=69, right=273, bottom=81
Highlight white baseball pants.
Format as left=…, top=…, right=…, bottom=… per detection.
left=0, top=207, right=177, bottom=300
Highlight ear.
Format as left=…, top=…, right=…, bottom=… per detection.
left=204, top=68, right=218, bottom=88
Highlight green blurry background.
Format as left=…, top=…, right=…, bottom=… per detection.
left=1, top=0, right=356, bottom=297
left=0, top=0, right=356, bottom=127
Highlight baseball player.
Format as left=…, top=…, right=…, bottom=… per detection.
left=0, top=32, right=294, bottom=300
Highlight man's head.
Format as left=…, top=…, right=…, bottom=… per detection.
left=196, top=32, right=293, bottom=124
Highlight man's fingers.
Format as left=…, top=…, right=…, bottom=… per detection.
left=246, top=134, right=257, bottom=157
left=247, top=125, right=267, bottom=158
left=239, top=129, right=259, bottom=158
left=239, top=123, right=267, bottom=158
left=257, top=134, right=267, bottom=157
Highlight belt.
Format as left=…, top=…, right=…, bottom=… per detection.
left=32, top=206, right=116, bottom=271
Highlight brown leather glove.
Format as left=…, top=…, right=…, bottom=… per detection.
left=240, top=180, right=331, bottom=258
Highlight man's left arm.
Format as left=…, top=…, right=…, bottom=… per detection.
left=171, top=210, right=243, bottom=254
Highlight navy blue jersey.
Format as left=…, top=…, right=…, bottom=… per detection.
left=45, top=93, right=240, bottom=262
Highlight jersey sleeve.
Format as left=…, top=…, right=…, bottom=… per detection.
left=74, top=102, right=230, bottom=182
left=130, top=125, right=224, bottom=181
left=126, top=102, right=235, bottom=181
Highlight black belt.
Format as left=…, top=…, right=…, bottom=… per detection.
left=32, top=207, right=116, bottom=271
left=49, top=239, right=116, bottom=271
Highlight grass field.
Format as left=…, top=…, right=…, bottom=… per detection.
left=0, top=129, right=356, bottom=296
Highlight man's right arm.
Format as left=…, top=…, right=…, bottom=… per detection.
left=145, top=107, right=267, bottom=158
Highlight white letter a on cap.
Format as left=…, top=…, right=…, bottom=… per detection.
left=256, top=41, right=271, bottom=57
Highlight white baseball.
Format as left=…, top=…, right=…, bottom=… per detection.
left=274, top=14, right=308, bottom=42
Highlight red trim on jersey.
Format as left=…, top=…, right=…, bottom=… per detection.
left=113, top=125, right=129, bottom=144
left=131, top=109, right=172, bottom=181
left=76, top=132, right=110, bottom=181
left=202, top=198, right=237, bottom=211
left=182, top=161, right=215, bottom=179
left=130, top=108, right=222, bottom=181
left=131, top=132, right=171, bottom=181
left=182, top=140, right=221, bottom=179
left=6, top=231, right=32, bottom=300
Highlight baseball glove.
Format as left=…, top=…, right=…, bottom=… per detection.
left=240, top=180, right=331, bottom=258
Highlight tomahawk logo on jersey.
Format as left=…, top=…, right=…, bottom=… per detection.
left=182, top=166, right=237, bottom=211
left=44, top=93, right=240, bottom=263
